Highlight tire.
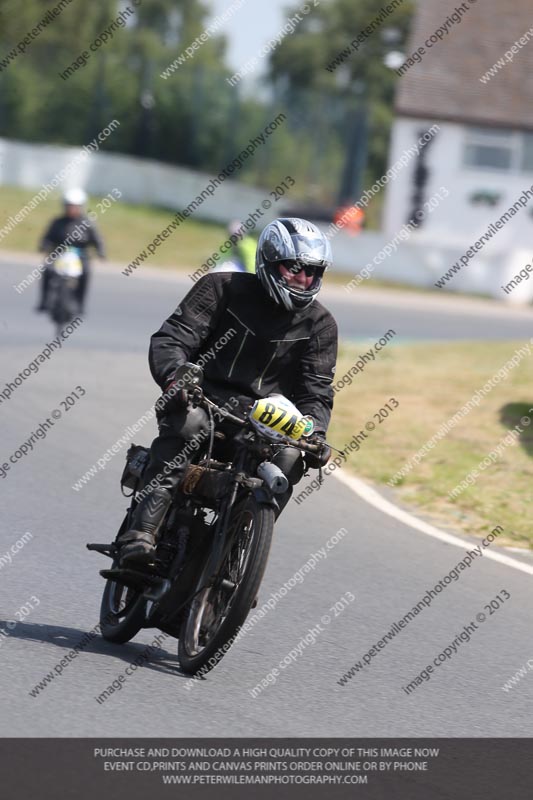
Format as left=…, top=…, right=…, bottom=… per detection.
left=51, top=280, right=76, bottom=328
left=178, top=495, right=274, bottom=675
left=99, top=565, right=147, bottom=643
left=99, top=517, right=147, bottom=644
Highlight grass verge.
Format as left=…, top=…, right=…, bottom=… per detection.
left=329, top=339, right=533, bottom=548
left=0, top=184, right=228, bottom=273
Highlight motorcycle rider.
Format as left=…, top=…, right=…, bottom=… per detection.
left=119, top=217, right=338, bottom=567
left=35, top=188, right=105, bottom=314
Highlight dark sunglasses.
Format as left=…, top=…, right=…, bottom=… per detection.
left=279, top=261, right=321, bottom=278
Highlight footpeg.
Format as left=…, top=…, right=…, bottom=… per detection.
left=100, top=567, right=160, bottom=591
left=87, top=543, right=116, bottom=558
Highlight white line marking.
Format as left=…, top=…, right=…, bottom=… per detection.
left=504, top=546, right=532, bottom=555
left=333, top=470, right=533, bottom=576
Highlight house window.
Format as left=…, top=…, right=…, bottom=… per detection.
left=464, top=127, right=533, bottom=173
left=522, top=133, right=533, bottom=171
left=464, top=128, right=515, bottom=170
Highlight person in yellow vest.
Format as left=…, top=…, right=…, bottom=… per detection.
left=215, top=220, right=257, bottom=274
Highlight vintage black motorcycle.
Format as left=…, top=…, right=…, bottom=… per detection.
left=87, top=380, right=330, bottom=675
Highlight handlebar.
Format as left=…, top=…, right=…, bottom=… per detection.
left=195, top=390, right=326, bottom=454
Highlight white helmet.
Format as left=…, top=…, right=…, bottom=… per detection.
left=63, top=188, right=87, bottom=206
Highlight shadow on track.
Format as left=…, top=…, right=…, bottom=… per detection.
left=0, top=618, right=193, bottom=680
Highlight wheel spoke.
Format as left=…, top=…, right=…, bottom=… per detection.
left=182, top=507, right=256, bottom=656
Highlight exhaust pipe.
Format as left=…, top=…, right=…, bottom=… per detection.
left=257, top=461, right=289, bottom=494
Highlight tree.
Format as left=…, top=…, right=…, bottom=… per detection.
left=267, top=0, right=415, bottom=196
left=0, top=0, right=415, bottom=211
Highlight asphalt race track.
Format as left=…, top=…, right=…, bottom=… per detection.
left=1, top=255, right=533, bottom=736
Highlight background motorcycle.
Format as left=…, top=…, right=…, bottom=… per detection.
left=45, top=247, right=82, bottom=334
left=87, top=385, right=330, bottom=676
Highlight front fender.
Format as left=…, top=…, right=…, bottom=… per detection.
left=252, top=486, right=279, bottom=513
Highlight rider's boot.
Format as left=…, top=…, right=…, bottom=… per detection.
left=119, top=487, right=172, bottom=568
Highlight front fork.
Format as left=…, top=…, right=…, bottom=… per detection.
left=195, top=473, right=277, bottom=596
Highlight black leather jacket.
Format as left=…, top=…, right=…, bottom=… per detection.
left=40, top=215, right=105, bottom=260
left=149, top=272, right=338, bottom=434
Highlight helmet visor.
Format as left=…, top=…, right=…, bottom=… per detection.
left=261, top=226, right=332, bottom=270
left=287, top=232, right=332, bottom=267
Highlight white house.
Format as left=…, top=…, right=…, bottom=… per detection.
left=381, top=0, right=533, bottom=302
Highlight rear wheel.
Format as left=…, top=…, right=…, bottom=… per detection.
left=178, top=495, right=274, bottom=675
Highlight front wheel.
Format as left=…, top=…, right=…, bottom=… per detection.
left=50, top=278, right=78, bottom=329
left=99, top=565, right=147, bottom=643
left=178, top=495, right=274, bottom=675
left=99, top=516, right=146, bottom=643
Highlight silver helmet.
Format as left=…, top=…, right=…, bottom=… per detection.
left=255, top=218, right=332, bottom=311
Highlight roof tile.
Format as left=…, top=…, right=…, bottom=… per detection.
left=396, top=0, right=533, bottom=130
